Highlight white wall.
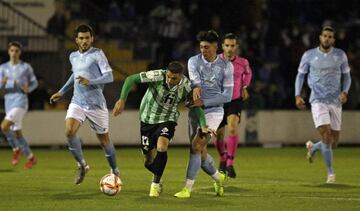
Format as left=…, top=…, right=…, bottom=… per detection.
left=21, top=110, right=360, bottom=146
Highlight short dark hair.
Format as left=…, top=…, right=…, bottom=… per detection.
left=8, top=41, right=23, bottom=50
left=321, top=26, right=335, bottom=34
left=196, top=30, right=219, bottom=43
left=223, top=33, right=238, bottom=43
left=74, top=24, right=94, bottom=37
left=167, top=61, right=184, bottom=74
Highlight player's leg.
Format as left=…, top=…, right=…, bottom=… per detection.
left=226, top=114, right=240, bottom=178
left=97, top=132, right=119, bottom=176
left=317, top=124, right=336, bottom=183
left=14, top=130, right=37, bottom=169
left=149, top=136, right=170, bottom=197
left=1, top=118, right=21, bottom=166
left=215, top=125, right=227, bottom=172
left=174, top=130, right=207, bottom=198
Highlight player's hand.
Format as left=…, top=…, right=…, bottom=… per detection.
left=339, top=92, right=348, bottom=104
left=21, top=83, right=29, bottom=94
left=113, top=99, right=126, bottom=116
left=241, top=87, right=249, bottom=101
left=76, top=76, right=90, bottom=86
left=1, top=76, right=8, bottom=85
left=201, top=127, right=216, bottom=137
left=190, top=99, right=204, bottom=107
left=193, top=87, right=202, bottom=102
left=50, top=92, right=62, bottom=104
left=295, top=95, right=306, bottom=110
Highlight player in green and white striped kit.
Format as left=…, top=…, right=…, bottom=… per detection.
left=113, top=61, right=214, bottom=197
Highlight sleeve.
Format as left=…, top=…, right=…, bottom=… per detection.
left=191, top=107, right=206, bottom=128
left=88, top=71, right=113, bottom=85
left=27, top=64, right=38, bottom=93
left=298, top=52, right=310, bottom=73
left=119, top=73, right=142, bottom=100
left=59, top=74, right=75, bottom=95
left=342, top=72, right=351, bottom=93
left=202, top=62, right=234, bottom=107
left=340, top=52, right=351, bottom=73
left=243, top=59, right=252, bottom=87
left=187, top=57, right=202, bottom=87
left=96, top=50, right=112, bottom=74
left=139, top=69, right=164, bottom=83
left=295, top=72, right=306, bottom=96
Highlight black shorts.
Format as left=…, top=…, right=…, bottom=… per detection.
left=140, top=121, right=177, bottom=154
left=218, top=98, right=243, bottom=128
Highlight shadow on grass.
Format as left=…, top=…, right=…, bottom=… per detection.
left=302, top=183, right=359, bottom=189
left=51, top=191, right=100, bottom=200
left=0, top=169, right=15, bottom=173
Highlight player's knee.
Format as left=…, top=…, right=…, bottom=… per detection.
left=65, top=128, right=77, bottom=138
left=228, top=127, right=237, bottom=136
left=0, top=124, right=9, bottom=133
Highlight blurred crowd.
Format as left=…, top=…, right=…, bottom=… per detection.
left=46, top=0, right=360, bottom=110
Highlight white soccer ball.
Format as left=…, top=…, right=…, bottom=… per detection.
left=99, top=174, right=122, bottom=196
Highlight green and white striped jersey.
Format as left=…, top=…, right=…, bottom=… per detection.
left=139, top=69, right=192, bottom=124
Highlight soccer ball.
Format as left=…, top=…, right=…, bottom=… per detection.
left=99, top=174, right=122, bottom=196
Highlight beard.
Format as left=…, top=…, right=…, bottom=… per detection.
left=320, top=42, right=332, bottom=50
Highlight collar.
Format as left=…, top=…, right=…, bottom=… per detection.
left=201, top=54, right=219, bottom=64
left=78, top=47, right=93, bottom=56
left=317, top=46, right=333, bottom=55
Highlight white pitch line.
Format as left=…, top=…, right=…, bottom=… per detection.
left=193, top=186, right=360, bottom=201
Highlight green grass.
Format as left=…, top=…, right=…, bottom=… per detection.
left=0, top=147, right=359, bottom=211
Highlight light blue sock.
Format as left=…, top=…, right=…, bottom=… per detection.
left=201, top=153, right=217, bottom=176
left=102, top=142, right=119, bottom=175
left=311, top=140, right=322, bottom=155
left=67, top=136, right=86, bottom=166
left=4, top=131, right=19, bottom=150
left=321, top=142, right=334, bottom=175
left=17, top=137, right=33, bottom=157
left=186, top=153, right=201, bottom=180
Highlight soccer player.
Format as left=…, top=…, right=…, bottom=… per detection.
left=174, top=30, right=234, bottom=198
left=215, top=33, right=252, bottom=178
left=0, top=41, right=38, bottom=169
left=50, top=24, right=120, bottom=184
left=295, top=26, right=351, bottom=184
left=113, top=61, right=214, bottom=197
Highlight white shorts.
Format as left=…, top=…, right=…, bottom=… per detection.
left=311, top=103, right=342, bottom=131
left=5, top=108, right=27, bottom=131
left=205, top=111, right=224, bottom=131
left=65, top=103, right=109, bottom=134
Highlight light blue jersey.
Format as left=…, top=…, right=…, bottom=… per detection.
left=188, top=54, right=234, bottom=113
left=0, top=61, right=38, bottom=113
left=297, top=47, right=350, bottom=105
left=59, top=47, right=113, bottom=110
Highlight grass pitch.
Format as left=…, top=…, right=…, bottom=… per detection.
left=0, top=147, right=359, bottom=211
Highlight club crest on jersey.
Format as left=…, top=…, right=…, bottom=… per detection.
left=161, top=127, right=169, bottom=135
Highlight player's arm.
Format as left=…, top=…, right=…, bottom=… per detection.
left=50, top=73, right=74, bottom=104
left=112, top=73, right=141, bottom=116
left=202, top=62, right=234, bottom=107
left=24, top=64, right=38, bottom=94
left=241, top=59, right=252, bottom=100
left=86, top=72, right=113, bottom=85
left=294, top=52, right=310, bottom=110
left=0, top=67, right=7, bottom=96
left=188, top=57, right=202, bottom=101
left=339, top=52, right=352, bottom=104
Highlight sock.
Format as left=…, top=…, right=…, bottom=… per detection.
left=311, top=140, right=322, bottom=155
left=152, top=151, right=168, bottom=183
left=186, top=153, right=201, bottom=180
left=17, top=137, right=33, bottom=158
left=201, top=153, right=217, bottom=176
left=4, top=131, right=19, bottom=150
left=145, top=162, right=155, bottom=174
left=102, top=142, right=118, bottom=174
left=321, top=142, right=334, bottom=175
left=185, top=179, right=195, bottom=190
left=67, top=136, right=86, bottom=166
left=214, top=139, right=227, bottom=162
left=226, top=135, right=238, bottom=166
